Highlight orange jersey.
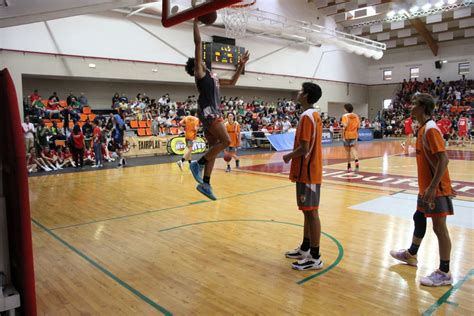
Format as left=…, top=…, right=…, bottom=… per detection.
left=225, top=121, right=241, bottom=147
left=289, top=109, right=323, bottom=184
left=181, top=116, right=200, bottom=140
left=342, top=113, right=360, bottom=139
left=416, top=120, right=453, bottom=197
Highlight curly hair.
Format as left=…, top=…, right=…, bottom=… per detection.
left=185, top=58, right=195, bottom=77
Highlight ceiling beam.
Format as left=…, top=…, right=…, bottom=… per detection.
left=408, top=18, right=438, bottom=56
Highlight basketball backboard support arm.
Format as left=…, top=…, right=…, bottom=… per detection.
left=162, top=0, right=241, bottom=27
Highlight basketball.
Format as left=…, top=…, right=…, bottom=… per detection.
left=224, top=152, right=232, bottom=162
left=198, top=11, right=217, bottom=25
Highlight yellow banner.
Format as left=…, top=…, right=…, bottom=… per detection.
left=167, top=136, right=208, bottom=155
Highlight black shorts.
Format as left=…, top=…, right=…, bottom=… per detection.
left=296, top=182, right=321, bottom=211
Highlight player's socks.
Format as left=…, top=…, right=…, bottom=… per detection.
left=355, top=159, right=359, bottom=170
left=310, top=247, right=320, bottom=260
left=439, top=260, right=450, bottom=273
left=300, top=237, right=310, bottom=251
left=198, top=156, right=207, bottom=166
left=181, top=158, right=185, bottom=162
left=235, top=159, right=240, bottom=168
left=203, top=175, right=210, bottom=184
left=408, top=243, right=420, bottom=256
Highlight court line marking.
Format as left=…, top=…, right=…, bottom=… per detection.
left=49, top=184, right=293, bottom=231
left=31, top=218, right=173, bottom=316
left=422, top=269, right=474, bottom=316
left=158, top=219, right=344, bottom=285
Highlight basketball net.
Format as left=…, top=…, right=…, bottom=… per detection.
left=222, top=0, right=255, bottom=38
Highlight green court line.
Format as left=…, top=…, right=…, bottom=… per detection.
left=50, top=184, right=291, bottom=231
left=32, top=218, right=173, bottom=316
left=422, top=269, right=474, bottom=316
left=296, top=231, right=344, bottom=285
left=158, top=219, right=344, bottom=285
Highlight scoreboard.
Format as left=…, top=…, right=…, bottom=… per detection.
left=202, top=42, right=245, bottom=70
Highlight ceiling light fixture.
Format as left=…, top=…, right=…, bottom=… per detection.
left=435, top=1, right=445, bottom=8
left=409, top=6, right=419, bottom=13
left=387, top=10, right=395, bottom=17
left=422, top=3, right=432, bottom=10
left=88, top=63, right=96, bottom=68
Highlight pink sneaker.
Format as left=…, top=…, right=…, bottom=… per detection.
left=420, top=270, right=453, bottom=287
left=390, top=249, right=418, bottom=266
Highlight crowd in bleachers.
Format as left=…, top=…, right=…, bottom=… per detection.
left=377, top=75, right=473, bottom=141
left=22, top=77, right=473, bottom=173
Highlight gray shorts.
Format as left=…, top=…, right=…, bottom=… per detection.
left=296, top=182, right=321, bottom=211
left=186, top=139, right=194, bottom=147
left=344, top=139, right=356, bottom=147
left=417, top=195, right=454, bottom=217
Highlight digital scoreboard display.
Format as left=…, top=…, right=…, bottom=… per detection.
left=202, top=42, right=245, bottom=70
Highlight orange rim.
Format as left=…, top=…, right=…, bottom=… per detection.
left=229, top=0, right=256, bottom=9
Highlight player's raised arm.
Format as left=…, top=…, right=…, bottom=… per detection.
left=220, top=51, right=250, bottom=87
left=193, top=18, right=206, bottom=79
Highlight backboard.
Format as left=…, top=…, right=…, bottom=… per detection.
left=162, top=0, right=242, bottom=27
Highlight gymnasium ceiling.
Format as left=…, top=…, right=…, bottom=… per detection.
left=0, top=0, right=146, bottom=27
left=310, top=0, right=474, bottom=54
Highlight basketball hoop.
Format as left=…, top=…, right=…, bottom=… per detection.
left=222, top=0, right=256, bottom=38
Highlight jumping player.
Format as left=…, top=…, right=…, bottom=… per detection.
left=177, top=109, right=200, bottom=170
left=390, top=93, right=455, bottom=287
left=186, top=17, right=249, bottom=200
left=224, top=112, right=241, bottom=172
left=283, top=82, right=324, bottom=271
left=341, top=103, right=360, bottom=172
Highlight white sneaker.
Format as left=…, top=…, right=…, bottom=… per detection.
left=420, top=270, right=453, bottom=287
left=285, top=247, right=310, bottom=260
left=92, top=165, right=99, bottom=168
left=292, top=255, right=324, bottom=271
left=177, top=160, right=184, bottom=171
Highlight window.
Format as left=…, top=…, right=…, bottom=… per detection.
left=383, top=70, right=392, bottom=81
left=459, top=62, right=470, bottom=75
left=383, top=99, right=392, bottom=109
left=410, top=67, right=419, bottom=79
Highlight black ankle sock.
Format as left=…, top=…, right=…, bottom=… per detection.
left=439, top=260, right=450, bottom=273
left=188, top=160, right=191, bottom=164
left=347, top=163, right=351, bottom=169
left=300, top=238, right=310, bottom=251
left=203, top=176, right=210, bottom=184
left=408, top=243, right=420, bottom=256
left=310, top=247, right=320, bottom=259
left=181, top=158, right=185, bottom=162
left=198, top=156, right=207, bottom=166
left=236, top=159, right=240, bottom=167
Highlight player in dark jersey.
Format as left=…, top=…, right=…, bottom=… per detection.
left=185, top=17, right=249, bottom=200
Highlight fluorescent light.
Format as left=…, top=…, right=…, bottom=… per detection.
left=387, top=10, right=395, bottom=17
left=410, top=6, right=419, bottom=13
left=88, top=63, right=96, bottom=68
left=447, top=0, right=456, bottom=4
left=398, top=9, right=407, bottom=15
left=422, top=3, right=432, bottom=10
left=442, top=60, right=448, bottom=63
left=152, top=68, right=158, bottom=72
left=435, top=1, right=444, bottom=8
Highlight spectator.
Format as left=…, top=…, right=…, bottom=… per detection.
left=22, top=116, right=35, bottom=153
left=91, top=119, right=103, bottom=168
left=78, top=92, right=89, bottom=108
left=36, top=120, right=50, bottom=149
left=71, top=124, right=85, bottom=168
left=66, top=92, right=77, bottom=106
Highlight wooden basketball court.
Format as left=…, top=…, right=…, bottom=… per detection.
left=29, top=141, right=474, bottom=315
